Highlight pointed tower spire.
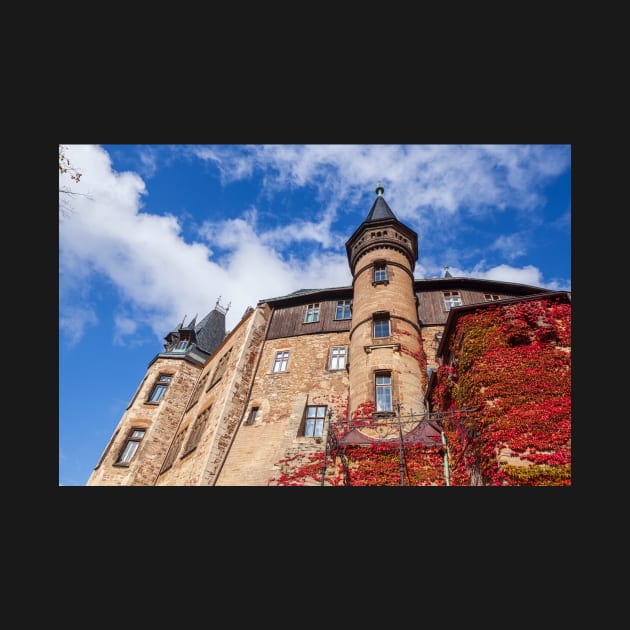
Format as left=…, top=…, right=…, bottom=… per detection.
left=345, top=184, right=418, bottom=274
left=444, top=265, right=453, bottom=278
left=365, top=184, right=397, bottom=222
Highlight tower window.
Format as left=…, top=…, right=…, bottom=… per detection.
left=147, top=374, right=172, bottom=404
left=373, top=262, right=388, bottom=284
left=272, top=350, right=290, bottom=372
left=304, top=303, right=320, bottom=323
left=172, top=340, right=189, bottom=352
left=373, top=315, right=390, bottom=338
left=301, top=405, right=327, bottom=438
left=443, top=291, right=462, bottom=311
left=375, top=373, right=393, bottom=413
left=335, top=300, right=352, bottom=320
left=115, top=429, right=145, bottom=466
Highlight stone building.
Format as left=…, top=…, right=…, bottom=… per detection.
left=87, top=186, right=570, bottom=486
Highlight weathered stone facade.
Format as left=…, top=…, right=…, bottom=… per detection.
left=87, top=188, right=565, bottom=486
left=216, top=331, right=350, bottom=485
left=86, top=357, right=202, bottom=486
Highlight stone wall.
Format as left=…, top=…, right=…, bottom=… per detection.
left=215, top=330, right=350, bottom=486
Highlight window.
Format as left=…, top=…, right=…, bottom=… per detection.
left=172, top=339, right=189, bottom=352
left=335, top=300, right=352, bottom=320
left=484, top=294, right=500, bottom=302
left=329, top=346, right=347, bottom=370
left=375, top=373, right=393, bottom=412
left=115, top=429, right=145, bottom=465
left=182, top=407, right=210, bottom=457
left=245, top=406, right=259, bottom=426
left=304, top=303, right=320, bottom=323
left=208, top=348, right=232, bottom=389
left=187, top=371, right=209, bottom=410
left=373, top=315, right=390, bottom=338
left=443, top=291, right=462, bottom=311
left=147, top=374, right=172, bottom=403
left=273, top=350, right=289, bottom=372
left=302, top=405, right=327, bottom=438
left=160, top=429, right=187, bottom=474
left=374, top=263, right=388, bottom=284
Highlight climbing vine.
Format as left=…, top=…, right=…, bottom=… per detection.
left=430, top=297, right=571, bottom=486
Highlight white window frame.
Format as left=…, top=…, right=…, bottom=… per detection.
left=272, top=350, right=289, bottom=372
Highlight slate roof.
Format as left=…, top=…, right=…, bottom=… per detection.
left=364, top=195, right=398, bottom=222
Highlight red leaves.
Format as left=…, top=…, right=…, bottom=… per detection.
left=432, top=298, right=571, bottom=486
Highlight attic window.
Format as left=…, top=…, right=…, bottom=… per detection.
left=484, top=294, right=501, bottom=302
left=172, top=340, right=189, bottom=352
left=443, top=291, right=462, bottom=311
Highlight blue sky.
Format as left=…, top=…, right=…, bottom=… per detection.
left=58, top=144, right=571, bottom=486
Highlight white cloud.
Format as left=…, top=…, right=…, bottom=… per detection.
left=59, top=144, right=570, bottom=347
left=472, top=263, right=544, bottom=286
left=490, top=234, right=527, bottom=261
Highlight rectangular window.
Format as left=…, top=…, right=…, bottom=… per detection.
left=160, top=429, right=187, bottom=474
left=375, top=373, right=393, bottom=412
left=208, top=348, right=232, bottom=389
left=484, top=293, right=500, bottom=302
left=147, top=374, right=172, bottom=403
left=304, top=303, right=320, bottom=323
left=182, top=407, right=210, bottom=457
left=115, top=429, right=145, bottom=465
left=187, top=371, right=209, bottom=411
left=335, top=300, right=352, bottom=320
left=443, top=291, right=462, bottom=311
left=329, top=346, right=347, bottom=370
left=272, top=350, right=289, bottom=372
left=172, top=340, right=189, bottom=352
left=374, top=263, right=388, bottom=283
left=303, top=405, right=327, bottom=438
left=245, top=406, right=259, bottom=426
left=373, top=316, right=390, bottom=338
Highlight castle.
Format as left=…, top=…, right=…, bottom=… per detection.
left=87, top=186, right=571, bottom=486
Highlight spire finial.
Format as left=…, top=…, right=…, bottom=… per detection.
left=375, top=182, right=384, bottom=196
left=443, top=265, right=452, bottom=278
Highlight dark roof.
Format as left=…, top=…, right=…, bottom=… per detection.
left=365, top=195, right=398, bottom=222
left=412, top=276, right=556, bottom=295
left=260, top=285, right=353, bottom=305
left=194, top=308, right=226, bottom=355
left=258, top=278, right=560, bottom=308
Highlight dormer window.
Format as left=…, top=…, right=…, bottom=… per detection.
left=172, top=340, right=189, bottom=352
left=443, top=291, right=462, bottom=311
left=304, top=303, right=320, bottom=323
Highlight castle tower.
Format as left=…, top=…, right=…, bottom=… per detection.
left=345, top=185, right=423, bottom=423
left=86, top=301, right=228, bottom=486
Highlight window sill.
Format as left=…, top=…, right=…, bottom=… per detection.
left=364, top=343, right=400, bottom=353
left=113, top=462, right=131, bottom=468
left=372, top=280, right=389, bottom=287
